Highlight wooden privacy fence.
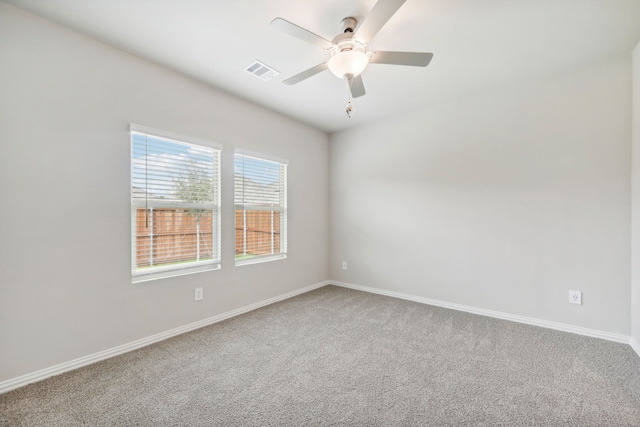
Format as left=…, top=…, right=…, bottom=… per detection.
left=235, top=210, right=280, bottom=255
left=135, top=208, right=280, bottom=267
left=136, top=208, right=213, bottom=267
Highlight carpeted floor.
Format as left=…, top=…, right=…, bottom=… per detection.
left=2, top=285, right=640, bottom=426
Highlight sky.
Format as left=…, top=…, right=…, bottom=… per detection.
left=131, top=133, right=283, bottom=201
left=132, top=133, right=215, bottom=199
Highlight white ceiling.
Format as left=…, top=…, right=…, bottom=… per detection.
left=6, top=0, right=640, bottom=133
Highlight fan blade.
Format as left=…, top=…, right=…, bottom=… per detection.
left=270, top=18, right=333, bottom=50
left=349, top=75, right=366, bottom=98
left=369, top=51, right=433, bottom=67
left=355, top=0, right=407, bottom=43
left=283, top=62, right=329, bottom=85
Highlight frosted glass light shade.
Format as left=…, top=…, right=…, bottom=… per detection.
left=328, top=51, right=368, bottom=79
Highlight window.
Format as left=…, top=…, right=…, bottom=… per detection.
left=130, top=124, right=221, bottom=282
left=234, top=150, right=287, bottom=265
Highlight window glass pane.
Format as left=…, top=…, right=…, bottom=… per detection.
left=234, top=152, right=287, bottom=265
left=131, top=126, right=220, bottom=281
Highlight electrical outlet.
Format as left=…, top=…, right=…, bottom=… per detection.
left=569, top=290, right=581, bottom=305
left=195, top=287, right=203, bottom=301
left=342, top=261, right=347, bottom=271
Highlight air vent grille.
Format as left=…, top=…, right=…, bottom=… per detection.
left=245, top=61, right=280, bottom=81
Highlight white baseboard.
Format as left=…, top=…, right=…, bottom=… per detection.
left=631, top=338, right=640, bottom=358
left=0, top=280, right=329, bottom=395
left=330, top=281, right=631, bottom=345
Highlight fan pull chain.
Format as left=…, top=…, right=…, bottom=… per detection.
left=345, top=99, right=354, bottom=118
left=346, top=79, right=355, bottom=118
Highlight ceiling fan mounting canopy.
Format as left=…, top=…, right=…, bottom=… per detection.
left=339, top=17, right=358, bottom=34
left=270, top=0, right=433, bottom=100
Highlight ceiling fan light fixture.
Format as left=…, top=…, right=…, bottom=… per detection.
left=328, top=50, right=369, bottom=79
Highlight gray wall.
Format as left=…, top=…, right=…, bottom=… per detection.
left=0, top=3, right=329, bottom=382
left=632, top=41, right=640, bottom=351
left=330, top=56, right=632, bottom=335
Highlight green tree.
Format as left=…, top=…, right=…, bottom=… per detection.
left=173, top=161, right=214, bottom=261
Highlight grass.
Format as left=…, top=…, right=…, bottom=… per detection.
left=138, top=257, right=213, bottom=269
left=235, top=253, right=258, bottom=260
left=139, top=254, right=261, bottom=269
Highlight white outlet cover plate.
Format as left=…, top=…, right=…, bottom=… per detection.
left=195, top=287, right=203, bottom=301
left=569, top=290, right=581, bottom=305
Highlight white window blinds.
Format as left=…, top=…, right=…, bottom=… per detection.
left=234, top=150, right=288, bottom=265
left=130, top=124, right=221, bottom=282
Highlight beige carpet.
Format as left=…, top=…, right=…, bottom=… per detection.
left=2, top=285, right=640, bottom=426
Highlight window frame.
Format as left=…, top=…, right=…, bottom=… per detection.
left=234, top=149, right=288, bottom=267
left=130, top=124, right=222, bottom=283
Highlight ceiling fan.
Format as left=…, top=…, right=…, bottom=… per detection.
left=270, top=0, right=433, bottom=104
